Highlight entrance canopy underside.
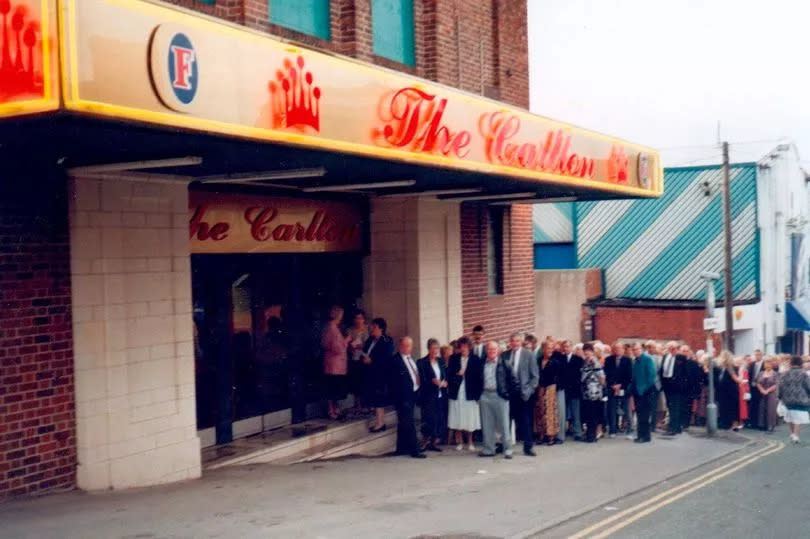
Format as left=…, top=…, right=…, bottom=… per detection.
left=2, top=113, right=649, bottom=202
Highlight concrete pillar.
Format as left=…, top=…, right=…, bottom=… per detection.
left=364, top=197, right=462, bottom=355
left=69, top=176, right=200, bottom=490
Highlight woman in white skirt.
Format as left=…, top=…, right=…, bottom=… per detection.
left=777, top=355, right=810, bottom=444
left=447, top=337, right=484, bottom=451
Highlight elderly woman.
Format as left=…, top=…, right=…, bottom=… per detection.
left=715, top=350, right=741, bottom=430
left=755, top=357, right=779, bottom=432
left=534, top=340, right=560, bottom=445
left=779, top=355, right=810, bottom=444
left=580, top=343, right=606, bottom=443
left=322, top=306, right=351, bottom=420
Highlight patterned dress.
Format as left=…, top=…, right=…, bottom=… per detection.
left=534, top=356, right=559, bottom=439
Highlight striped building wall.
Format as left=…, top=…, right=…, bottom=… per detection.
left=575, top=164, right=759, bottom=301
left=532, top=202, right=574, bottom=243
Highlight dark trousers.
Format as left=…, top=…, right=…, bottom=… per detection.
left=582, top=399, right=602, bottom=441
left=635, top=390, right=653, bottom=441
left=420, top=395, right=447, bottom=442
left=749, top=391, right=761, bottom=428
left=607, top=394, right=631, bottom=434
left=649, top=388, right=660, bottom=432
left=681, top=395, right=694, bottom=429
left=395, top=395, right=420, bottom=456
left=510, top=395, right=535, bottom=452
left=665, top=389, right=684, bottom=433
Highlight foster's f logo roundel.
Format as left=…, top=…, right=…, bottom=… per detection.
left=168, top=33, right=197, bottom=104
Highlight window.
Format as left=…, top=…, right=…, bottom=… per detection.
left=269, top=0, right=331, bottom=40
left=371, top=0, right=415, bottom=66
left=487, top=207, right=504, bottom=295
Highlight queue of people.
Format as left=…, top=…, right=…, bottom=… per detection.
left=321, top=307, right=810, bottom=458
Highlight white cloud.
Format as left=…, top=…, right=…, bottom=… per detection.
left=528, top=0, right=810, bottom=167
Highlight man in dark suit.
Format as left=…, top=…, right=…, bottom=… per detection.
left=748, top=349, right=764, bottom=429
left=502, top=332, right=539, bottom=456
left=390, top=336, right=426, bottom=458
left=681, top=345, right=702, bottom=431
left=471, top=325, right=486, bottom=360
left=561, top=340, right=585, bottom=440
left=660, top=341, right=689, bottom=435
left=604, top=341, right=633, bottom=437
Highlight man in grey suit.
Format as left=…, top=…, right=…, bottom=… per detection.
left=502, top=332, right=540, bottom=456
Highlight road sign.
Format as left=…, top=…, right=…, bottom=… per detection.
left=703, top=317, right=719, bottom=331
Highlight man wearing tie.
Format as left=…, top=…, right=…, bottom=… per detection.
left=561, top=340, right=584, bottom=440
left=391, top=337, right=426, bottom=458
left=502, top=332, right=539, bottom=456
left=748, top=349, right=764, bottom=429
left=471, top=325, right=486, bottom=360
left=660, top=341, right=688, bottom=435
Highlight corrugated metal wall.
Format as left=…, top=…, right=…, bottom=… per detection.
left=575, top=164, right=759, bottom=301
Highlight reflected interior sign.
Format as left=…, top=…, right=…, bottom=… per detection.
left=189, top=192, right=364, bottom=254
left=62, top=0, right=661, bottom=197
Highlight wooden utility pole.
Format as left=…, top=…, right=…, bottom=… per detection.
left=722, top=141, right=735, bottom=352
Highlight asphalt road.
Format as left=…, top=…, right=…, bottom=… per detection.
left=542, top=427, right=809, bottom=539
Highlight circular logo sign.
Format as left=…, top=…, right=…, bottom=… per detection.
left=167, top=33, right=198, bottom=105
left=637, top=153, right=650, bottom=188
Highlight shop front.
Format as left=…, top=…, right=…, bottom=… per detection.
left=1, top=0, right=661, bottom=491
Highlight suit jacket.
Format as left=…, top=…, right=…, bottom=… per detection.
left=447, top=353, right=484, bottom=401
left=604, top=354, right=633, bottom=391
left=685, top=359, right=704, bottom=398
left=417, top=355, right=447, bottom=404
left=749, top=361, right=764, bottom=394
left=501, top=347, right=539, bottom=402
left=472, top=342, right=486, bottom=360
left=483, top=357, right=512, bottom=400
left=560, top=353, right=585, bottom=398
left=660, top=353, right=689, bottom=393
left=390, top=353, right=420, bottom=406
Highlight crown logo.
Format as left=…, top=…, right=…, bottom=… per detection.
left=606, top=145, right=629, bottom=184
left=267, top=55, right=321, bottom=132
left=0, top=1, right=43, bottom=100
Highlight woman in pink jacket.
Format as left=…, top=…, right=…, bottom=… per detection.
left=322, top=305, right=351, bottom=420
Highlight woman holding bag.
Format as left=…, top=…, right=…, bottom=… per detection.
left=778, top=355, right=810, bottom=444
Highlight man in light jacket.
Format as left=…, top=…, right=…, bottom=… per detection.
left=502, top=332, right=540, bottom=456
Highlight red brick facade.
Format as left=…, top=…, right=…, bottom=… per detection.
left=461, top=204, right=535, bottom=342
left=0, top=172, right=76, bottom=500
left=592, top=305, right=707, bottom=351
left=164, top=0, right=534, bottom=342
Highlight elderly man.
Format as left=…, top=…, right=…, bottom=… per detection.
left=748, top=349, right=764, bottom=429
left=561, top=340, right=585, bottom=441
left=645, top=340, right=663, bottom=432
left=391, top=337, right=426, bottom=458
left=661, top=341, right=688, bottom=435
left=632, top=342, right=657, bottom=443
left=503, top=332, right=540, bottom=456
left=478, top=341, right=513, bottom=459
left=604, top=341, right=633, bottom=438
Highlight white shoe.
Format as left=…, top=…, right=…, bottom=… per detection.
left=609, top=434, right=616, bottom=439
left=456, top=443, right=464, bottom=451
left=626, top=434, right=635, bottom=441
left=467, top=444, right=477, bottom=452
left=790, top=434, right=800, bottom=444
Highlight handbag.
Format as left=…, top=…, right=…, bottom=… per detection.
left=777, top=400, right=787, bottom=418
left=743, top=392, right=752, bottom=401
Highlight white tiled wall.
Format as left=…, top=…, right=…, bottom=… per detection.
left=364, top=197, right=462, bottom=356
left=69, top=176, right=200, bottom=490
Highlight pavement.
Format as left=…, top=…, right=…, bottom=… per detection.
left=0, top=429, right=750, bottom=539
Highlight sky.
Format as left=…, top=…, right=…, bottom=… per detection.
left=527, top=0, right=810, bottom=168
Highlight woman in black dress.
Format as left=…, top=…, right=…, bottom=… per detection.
left=362, top=317, right=394, bottom=432
left=715, top=350, right=740, bottom=430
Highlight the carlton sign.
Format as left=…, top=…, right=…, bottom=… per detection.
left=62, top=0, right=661, bottom=196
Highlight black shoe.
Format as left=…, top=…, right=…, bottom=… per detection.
left=427, top=444, right=442, bottom=452
left=523, top=449, right=537, bottom=457
left=634, top=438, right=646, bottom=443
left=411, top=452, right=427, bottom=459
left=553, top=438, right=564, bottom=445
left=478, top=452, right=496, bottom=457
left=504, top=454, right=513, bottom=459
left=369, top=425, right=386, bottom=433
left=574, top=435, right=584, bottom=442
left=495, top=443, right=504, bottom=454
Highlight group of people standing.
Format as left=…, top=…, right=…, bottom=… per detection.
left=321, top=307, right=810, bottom=458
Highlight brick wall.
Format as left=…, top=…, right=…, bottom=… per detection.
left=460, top=203, right=534, bottom=342
left=0, top=171, right=76, bottom=500
left=168, top=1, right=530, bottom=107
left=592, top=306, right=706, bottom=351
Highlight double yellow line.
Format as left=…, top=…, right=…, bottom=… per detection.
left=568, top=440, right=785, bottom=538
